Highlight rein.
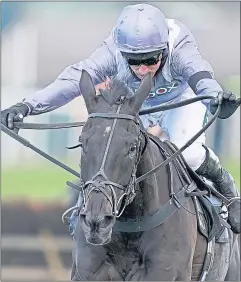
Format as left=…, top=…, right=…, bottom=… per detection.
left=11, top=95, right=217, bottom=130
left=1, top=94, right=222, bottom=184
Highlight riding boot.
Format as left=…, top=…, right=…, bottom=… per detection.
left=196, top=146, right=240, bottom=234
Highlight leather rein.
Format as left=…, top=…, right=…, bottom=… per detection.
left=1, top=94, right=222, bottom=185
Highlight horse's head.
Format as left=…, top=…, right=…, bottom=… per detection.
left=78, top=70, right=152, bottom=245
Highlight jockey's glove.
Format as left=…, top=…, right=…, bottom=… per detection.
left=1, top=102, right=32, bottom=133
left=210, top=91, right=240, bottom=119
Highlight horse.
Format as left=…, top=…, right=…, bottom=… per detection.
left=70, top=70, right=240, bottom=281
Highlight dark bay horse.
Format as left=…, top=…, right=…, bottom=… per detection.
left=70, top=70, right=240, bottom=281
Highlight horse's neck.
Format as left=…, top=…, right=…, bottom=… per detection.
left=124, top=140, right=170, bottom=218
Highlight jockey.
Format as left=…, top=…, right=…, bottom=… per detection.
left=1, top=3, right=240, bottom=233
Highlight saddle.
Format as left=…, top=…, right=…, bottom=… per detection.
left=158, top=138, right=230, bottom=243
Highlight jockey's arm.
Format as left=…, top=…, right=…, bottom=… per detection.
left=171, top=21, right=223, bottom=108
left=146, top=22, right=224, bottom=139
left=23, top=36, right=117, bottom=115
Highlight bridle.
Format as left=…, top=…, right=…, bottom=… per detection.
left=80, top=97, right=147, bottom=218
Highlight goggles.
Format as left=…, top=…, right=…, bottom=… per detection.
left=123, top=52, right=162, bottom=66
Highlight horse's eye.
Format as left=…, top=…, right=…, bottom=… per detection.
left=78, top=137, right=83, bottom=148
left=129, top=144, right=137, bottom=153
left=79, top=137, right=87, bottom=154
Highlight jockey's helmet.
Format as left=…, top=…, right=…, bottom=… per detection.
left=113, top=3, right=168, bottom=59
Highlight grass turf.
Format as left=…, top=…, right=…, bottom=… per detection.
left=1, top=165, right=72, bottom=200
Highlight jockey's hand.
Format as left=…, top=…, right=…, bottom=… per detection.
left=147, top=124, right=168, bottom=140
left=210, top=91, right=241, bottom=119
left=1, top=103, right=30, bottom=133
left=95, top=77, right=111, bottom=95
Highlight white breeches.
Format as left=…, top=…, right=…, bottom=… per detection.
left=140, top=88, right=209, bottom=171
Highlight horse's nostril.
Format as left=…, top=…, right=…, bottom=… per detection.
left=105, top=215, right=114, bottom=222
left=102, top=215, right=114, bottom=227
left=79, top=214, right=87, bottom=223
left=79, top=213, right=114, bottom=229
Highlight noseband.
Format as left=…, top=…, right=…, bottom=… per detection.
left=80, top=98, right=146, bottom=218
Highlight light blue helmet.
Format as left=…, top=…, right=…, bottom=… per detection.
left=113, top=3, right=168, bottom=54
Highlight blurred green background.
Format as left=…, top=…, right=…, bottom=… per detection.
left=2, top=161, right=239, bottom=201
left=2, top=165, right=71, bottom=201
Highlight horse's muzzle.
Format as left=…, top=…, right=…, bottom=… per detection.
left=79, top=213, right=115, bottom=245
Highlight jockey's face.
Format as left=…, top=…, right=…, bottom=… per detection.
left=130, top=61, right=161, bottom=80
left=126, top=52, right=162, bottom=80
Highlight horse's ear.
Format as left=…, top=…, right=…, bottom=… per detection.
left=129, top=73, right=152, bottom=113
left=79, top=69, right=97, bottom=113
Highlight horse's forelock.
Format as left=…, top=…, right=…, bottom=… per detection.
left=99, top=77, right=133, bottom=105
left=96, top=62, right=134, bottom=106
